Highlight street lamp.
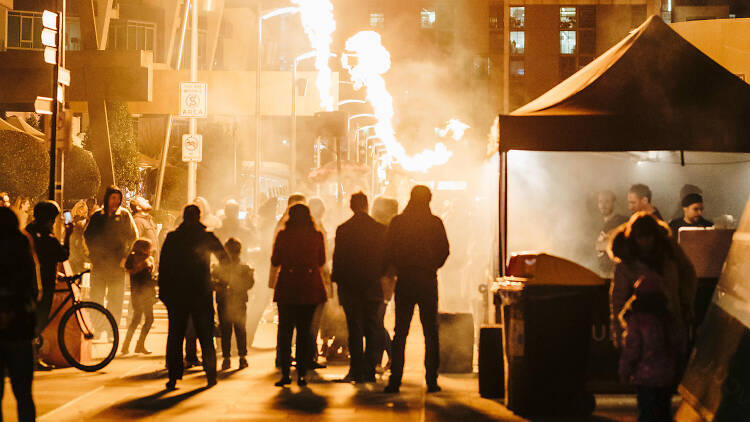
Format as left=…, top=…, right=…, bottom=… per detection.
left=291, top=50, right=336, bottom=192
left=255, top=5, right=299, bottom=211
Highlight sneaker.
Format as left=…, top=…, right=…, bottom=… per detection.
left=221, top=358, right=231, bottom=370
left=426, top=383, right=442, bottom=393
left=275, top=376, right=292, bottom=387
left=165, top=380, right=177, bottom=391
left=134, top=345, right=152, bottom=355
left=238, top=357, right=248, bottom=369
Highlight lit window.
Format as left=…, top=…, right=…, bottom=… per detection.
left=421, top=8, right=436, bottom=28
left=510, top=31, right=524, bottom=55
left=560, top=7, right=576, bottom=29
left=560, top=30, right=576, bottom=54
left=510, top=7, right=525, bottom=29
left=369, top=13, right=385, bottom=28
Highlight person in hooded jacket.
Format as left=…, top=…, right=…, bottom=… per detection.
left=383, top=186, right=449, bottom=394
left=159, top=205, right=229, bottom=390
left=84, top=186, right=138, bottom=327
left=0, top=207, right=40, bottom=421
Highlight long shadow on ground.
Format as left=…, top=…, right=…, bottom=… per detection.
left=271, top=387, right=328, bottom=414
left=88, top=386, right=210, bottom=419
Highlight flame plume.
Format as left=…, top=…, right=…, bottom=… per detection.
left=342, top=31, right=453, bottom=172
left=293, top=0, right=336, bottom=111
left=438, top=119, right=471, bottom=141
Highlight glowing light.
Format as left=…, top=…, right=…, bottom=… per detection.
left=438, top=119, right=470, bottom=141
left=342, top=31, right=452, bottom=172
left=293, top=0, right=336, bottom=111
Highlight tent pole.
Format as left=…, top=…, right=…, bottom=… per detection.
left=500, top=150, right=508, bottom=277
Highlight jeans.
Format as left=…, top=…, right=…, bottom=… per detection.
left=217, top=300, right=247, bottom=358
left=89, top=261, right=126, bottom=327
left=389, top=277, right=439, bottom=387
left=165, top=304, right=217, bottom=382
left=636, top=386, right=673, bottom=422
left=0, top=340, right=35, bottom=422
left=122, top=293, right=154, bottom=350
left=376, top=301, right=392, bottom=365
left=342, top=298, right=382, bottom=379
left=276, top=304, right=316, bottom=377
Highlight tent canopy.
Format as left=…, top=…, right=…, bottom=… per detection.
left=498, top=15, right=750, bottom=153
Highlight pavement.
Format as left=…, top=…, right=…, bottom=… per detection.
left=2, top=314, right=645, bottom=421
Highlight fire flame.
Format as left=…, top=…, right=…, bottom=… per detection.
left=342, top=31, right=453, bottom=172
left=438, top=119, right=470, bottom=141
left=293, top=0, right=336, bottom=111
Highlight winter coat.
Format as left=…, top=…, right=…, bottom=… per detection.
left=213, top=260, right=254, bottom=304
left=125, top=253, right=156, bottom=304
left=618, top=312, right=677, bottom=388
left=0, top=229, right=39, bottom=341
left=609, top=233, right=697, bottom=349
left=271, top=228, right=327, bottom=305
left=384, top=207, right=449, bottom=276
left=25, top=221, right=69, bottom=294
left=331, top=213, right=387, bottom=304
left=158, top=222, right=228, bottom=310
left=133, top=213, right=159, bottom=252
left=84, top=207, right=138, bottom=264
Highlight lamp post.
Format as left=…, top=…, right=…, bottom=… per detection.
left=187, top=0, right=199, bottom=203
left=291, top=50, right=336, bottom=193
left=255, top=6, right=299, bottom=211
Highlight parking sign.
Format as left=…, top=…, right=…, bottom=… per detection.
left=180, top=82, right=207, bottom=117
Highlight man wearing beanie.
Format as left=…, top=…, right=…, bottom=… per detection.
left=669, top=193, right=713, bottom=235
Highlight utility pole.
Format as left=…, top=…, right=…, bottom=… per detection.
left=187, top=0, right=199, bottom=202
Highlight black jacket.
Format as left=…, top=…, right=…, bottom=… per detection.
left=0, top=230, right=39, bottom=341
left=84, top=207, right=138, bottom=263
left=331, top=213, right=386, bottom=302
left=384, top=207, right=449, bottom=276
left=26, top=221, right=69, bottom=293
left=158, top=222, right=228, bottom=309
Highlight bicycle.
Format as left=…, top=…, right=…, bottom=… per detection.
left=38, top=269, right=119, bottom=372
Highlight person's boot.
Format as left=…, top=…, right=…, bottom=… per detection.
left=275, top=371, right=292, bottom=387
left=221, top=357, right=231, bottom=370
left=238, top=356, right=248, bottom=369
left=121, top=330, right=134, bottom=355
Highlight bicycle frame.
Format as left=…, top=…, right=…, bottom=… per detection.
left=44, top=270, right=95, bottom=340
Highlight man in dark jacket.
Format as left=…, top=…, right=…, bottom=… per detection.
left=331, top=192, right=386, bottom=382
left=159, top=205, right=228, bottom=390
left=383, top=186, right=449, bottom=394
left=0, top=207, right=40, bottom=421
left=25, top=201, right=72, bottom=334
left=84, top=186, right=138, bottom=327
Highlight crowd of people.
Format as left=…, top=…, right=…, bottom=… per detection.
left=594, top=183, right=717, bottom=421
left=0, top=184, right=450, bottom=420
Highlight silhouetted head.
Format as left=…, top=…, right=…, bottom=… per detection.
left=309, top=197, right=326, bottom=221
left=404, top=185, right=432, bottom=213
left=0, top=207, right=19, bottom=233
left=33, top=200, right=61, bottom=224
left=225, top=237, right=242, bottom=258
left=103, top=186, right=123, bottom=215
left=131, top=238, right=152, bottom=256
left=224, top=199, right=240, bottom=220
left=183, top=204, right=201, bottom=225
left=286, top=204, right=314, bottom=230
left=287, top=194, right=307, bottom=208
left=350, top=192, right=368, bottom=214
left=624, top=212, right=672, bottom=266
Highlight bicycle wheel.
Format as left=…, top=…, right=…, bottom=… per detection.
left=58, top=301, right=119, bottom=372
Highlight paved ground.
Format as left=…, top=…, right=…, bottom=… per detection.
left=2, top=316, right=644, bottom=421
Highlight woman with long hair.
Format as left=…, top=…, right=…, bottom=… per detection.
left=270, top=204, right=327, bottom=387
left=609, top=212, right=697, bottom=383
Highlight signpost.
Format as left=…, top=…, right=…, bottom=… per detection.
left=182, top=134, right=203, bottom=162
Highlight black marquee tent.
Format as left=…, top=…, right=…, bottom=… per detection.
left=498, top=15, right=750, bottom=153
left=495, top=15, right=750, bottom=420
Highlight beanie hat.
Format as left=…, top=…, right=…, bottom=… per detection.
left=682, top=193, right=703, bottom=208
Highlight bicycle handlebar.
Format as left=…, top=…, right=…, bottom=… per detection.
left=57, top=269, right=91, bottom=284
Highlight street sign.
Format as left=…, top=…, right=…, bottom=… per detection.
left=179, top=82, right=207, bottom=118
left=182, top=134, right=203, bottom=162
left=58, top=67, right=70, bottom=86
left=34, top=96, right=54, bottom=115
left=44, top=47, right=57, bottom=64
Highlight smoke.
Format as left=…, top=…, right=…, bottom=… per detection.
left=506, top=151, right=750, bottom=273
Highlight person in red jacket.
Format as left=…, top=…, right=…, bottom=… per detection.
left=270, top=204, right=327, bottom=387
